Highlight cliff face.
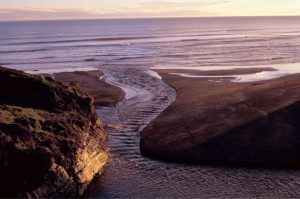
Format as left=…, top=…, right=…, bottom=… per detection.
left=0, top=67, right=108, bottom=197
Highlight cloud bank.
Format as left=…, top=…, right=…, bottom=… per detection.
left=0, top=0, right=299, bottom=21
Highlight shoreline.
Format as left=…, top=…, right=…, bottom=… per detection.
left=28, top=67, right=140, bottom=105
left=100, top=72, right=146, bottom=100
left=152, top=62, right=300, bottom=82
left=53, top=70, right=125, bottom=107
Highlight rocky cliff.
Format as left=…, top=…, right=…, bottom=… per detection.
left=0, top=67, right=108, bottom=197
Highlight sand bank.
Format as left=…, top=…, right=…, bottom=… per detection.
left=152, top=62, right=300, bottom=82
left=54, top=70, right=124, bottom=107
left=141, top=70, right=300, bottom=167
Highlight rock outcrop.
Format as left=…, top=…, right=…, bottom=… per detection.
left=0, top=67, right=108, bottom=197
left=141, top=71, right=300, bottom=168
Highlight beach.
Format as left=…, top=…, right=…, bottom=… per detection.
left=141, top=69, right=300, bottom=167
left=53, top=70, right=124, bottom=106
left=49, top=67, right=300, bottom=167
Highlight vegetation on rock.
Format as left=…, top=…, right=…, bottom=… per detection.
left=0, top=67, right=108, bottom=197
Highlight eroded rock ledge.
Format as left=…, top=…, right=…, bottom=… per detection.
left=0, top=67, right=108, bottom=197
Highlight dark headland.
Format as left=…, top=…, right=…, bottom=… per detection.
left=141, top=69, right=300, bottom=168
left=0, top=67, right=122, bottom=197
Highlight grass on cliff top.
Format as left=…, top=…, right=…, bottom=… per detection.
left=0, top=105, right=45, bottom=124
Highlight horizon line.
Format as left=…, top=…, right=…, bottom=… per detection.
left=1, top=15, right=300, bottom=23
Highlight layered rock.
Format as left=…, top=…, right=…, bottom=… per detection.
left=0, top=67, right=108, bottom=197
left=141, top=71, right=300, bottom=167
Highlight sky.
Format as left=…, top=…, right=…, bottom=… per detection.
left=0, top=0, right=300, bottom=21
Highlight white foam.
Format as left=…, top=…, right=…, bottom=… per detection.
left=145, top=70, right=162, bottom=80
left=25, top=67, right=98, bottom=74
left=154, top=63, right=300, bottom=82
left=102, top=74, right=142, bottom=100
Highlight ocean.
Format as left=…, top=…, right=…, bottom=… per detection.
left=2, top=17, right=300, bottom=198
left=1, top=16, right=300, bottom=72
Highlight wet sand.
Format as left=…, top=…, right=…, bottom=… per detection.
left=157, top=67, right=276, bottom=76
left=53, top=70, right=124, bottom=106
left=141, top=69, right=300, bottom=167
